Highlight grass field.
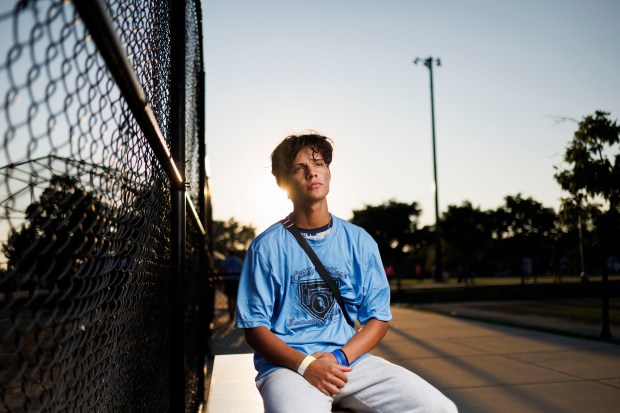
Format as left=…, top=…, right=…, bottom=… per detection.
left=474, top=298, right=620, bottom=325
left=392, top=274, right=620, bottom=289
left=390, top=274, right=620, bottom=328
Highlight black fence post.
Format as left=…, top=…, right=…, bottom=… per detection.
left=170, top=0, right=188, bottom=411
left=195, top=0, right=209, bottom=400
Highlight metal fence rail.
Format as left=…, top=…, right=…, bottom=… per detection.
left=0, top=0, right=210, bottom=411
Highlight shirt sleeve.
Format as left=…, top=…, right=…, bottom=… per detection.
left=235, top=248, right=278, bottom=329
left=356, top=241, right=392, bottom=325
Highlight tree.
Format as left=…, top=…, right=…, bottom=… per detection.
left=557, top=196, right=602, bottom=279
left=212, top=218, right=256, bottom=256
left=555, top=110, right=620, bottom=338
left=488, top=194, right=560, bottom=281
left=497, top=194, right=558, bottom=239
left=1, top=175, right=114, bottom=296
left=441, top=201, right=492, bottom=282
left=350, top=200, right=423, bottom=272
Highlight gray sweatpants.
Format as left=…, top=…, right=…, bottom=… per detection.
left=256, top=355, right=458, bottom=413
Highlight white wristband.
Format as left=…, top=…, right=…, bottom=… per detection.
left=297, top=355, right=316, bottom=376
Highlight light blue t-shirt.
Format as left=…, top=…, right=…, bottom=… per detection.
left=235, top=214, right=392, bottom=380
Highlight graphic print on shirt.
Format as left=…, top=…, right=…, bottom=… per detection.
left=299, top=280, right=336, bottom=320
left=289, top=265, right=348, bottom=326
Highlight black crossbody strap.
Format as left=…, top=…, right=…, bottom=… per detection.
left=281, top=217, right=354, bottom=327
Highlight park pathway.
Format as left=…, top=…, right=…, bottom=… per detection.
left=373, top=305, right=620, bottom=413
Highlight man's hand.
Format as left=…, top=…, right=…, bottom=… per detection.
left=312, top=351, right=338, bottom=364
left=302, top=357, right=351, bottom=396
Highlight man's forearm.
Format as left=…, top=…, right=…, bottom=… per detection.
left=341, top=318, right=388, bottom=363
left=244, top=326, right=306, bottom=371
left=246, top=326, right=352, bottom=395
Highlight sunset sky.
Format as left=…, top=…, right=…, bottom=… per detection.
left=202, top=0, right=620, bottom=234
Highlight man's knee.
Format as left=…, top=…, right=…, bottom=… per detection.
left=417, top=393, right=458, bottom=413
left=258, top=368, right=332, bottom=413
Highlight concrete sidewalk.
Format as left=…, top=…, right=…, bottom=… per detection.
left=415, top=300, right=619, bottom=343
left=375, top=305, right=620, bottom=413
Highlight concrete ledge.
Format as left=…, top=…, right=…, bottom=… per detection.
left=206, top=353, right=262, bottom=413
left=205, top=353, right=351, bottom=413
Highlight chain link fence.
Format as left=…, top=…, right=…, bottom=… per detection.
left=0, top=0, right=210, bottom=411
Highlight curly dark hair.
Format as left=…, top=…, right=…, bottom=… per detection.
left=271, top=132, right=333, bottom=185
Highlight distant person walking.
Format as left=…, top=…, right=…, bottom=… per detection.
left=550, top=253, right=562, bottom=283
left=221, top=249, right=243, bottom=321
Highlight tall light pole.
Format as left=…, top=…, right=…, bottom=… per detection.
left=414, top=56, right=443, bottom=282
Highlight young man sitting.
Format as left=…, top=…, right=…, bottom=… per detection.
left=235, top=132, right=457, bottom=413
